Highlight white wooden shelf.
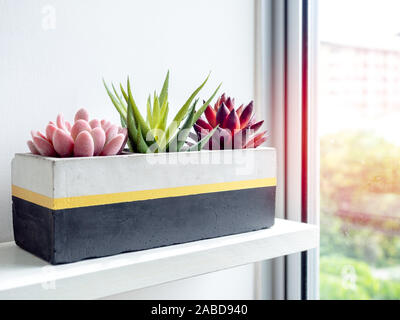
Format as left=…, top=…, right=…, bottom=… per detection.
left=0, top=219, right=318, bottom=299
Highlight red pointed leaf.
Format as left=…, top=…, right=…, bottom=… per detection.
left=239, top=101, right=254, bottom=129
left=250, top=120, right=264, bottom=133
left=216, top=93, right=227, bottom=111
left=236, top=104, right=244, bottom=117
left=194, top=123, right=209, bottom=137
left=254, top=137, right=267, bottom=148
left=243, top=130, right=267, bottom=149
left=225, top=97, right=234, bottom=111
left=216, top=102, right=230, bottom=128
left=204, top=106, right=217, bottom=128
left=223, top=108, right=240, bottom=133
left=196, top=118, right=213, bottom=131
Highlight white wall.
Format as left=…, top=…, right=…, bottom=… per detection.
left=0, top=0, right=257, bottom=299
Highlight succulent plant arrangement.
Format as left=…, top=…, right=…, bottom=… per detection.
left=26, top=72, right=266, bottom=158
left=104, top=71, right=221, bottom=153
left=27, top=108, right=128, bottom=157
left=190, top=93, right=267, bottom=150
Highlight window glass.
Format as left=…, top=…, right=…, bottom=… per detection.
left=319, top=0, right=400, bottom=299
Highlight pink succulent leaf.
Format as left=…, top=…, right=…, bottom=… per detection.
left=31, top=130, right=47, bottom=141
left=38, top=131, right=48, bottom=140
left=74, top=108, right=90, bottom=123
left=91, top=127, right=106, bottom=156
left=65, top=121, right=72, bottom=132
left=105, top=124, right=119, bottom=143
left=74, top=131, right=94, bottom=157
left=45, top=123, right=58, bottom=143
left=101, top=120, right=112, bottom=132
left=216, top=102, right=230, bottom=128
left=70, top=119, right=92, bottom=140
left=89, top=119, right=101, bottom=129
left=30, top=130, right=38, bottom=140
left=56, top=114, right=68, bottom=132
left=117, top=128, right=128, bottom=154
left=27, top=140, right=40, bottom=155
left=53, top=129, right=74, bottom=157
left=32, top=136, right=57, bottom=157
left=100, top=134, right=125, bottom=156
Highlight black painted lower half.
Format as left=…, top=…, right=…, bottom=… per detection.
left=12, top=186, right=276, bottom=264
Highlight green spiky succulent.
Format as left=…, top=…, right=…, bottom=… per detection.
left=103, top=72, right=221, bottom=153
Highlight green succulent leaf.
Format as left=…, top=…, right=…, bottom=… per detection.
left=156, top=100, right=169, bottom=131
left=103, top=79, right=127, bottom=121
left=152, top=93, right=160, bottom=128
left=112, top=83, right=127, bottom=113
left=126, top=97, right=138, bottom=152
left=120, top=115, right=127, bottom=128
left=146, top=95, right=152, bottom=126
left=165, top=100, right=197, bottom=152
left=159, top=73, right=210, bottom=149
left=105, top=72, right=219, bottom=154
left=120, top=83, right=129, bottom=103
left=127, top=77, right=156, bottom=146
left=159, top=70, right=169, bottom=108
left=136, top=124, right=150, bottom=153
left=193, top=82, right=222, bottom=123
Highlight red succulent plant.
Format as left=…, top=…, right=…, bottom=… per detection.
left=192, top=94, right=267, bottom=150
left=27, top=108, right=128, bottom=157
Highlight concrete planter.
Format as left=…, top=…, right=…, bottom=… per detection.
left=11, top=148, right=276, bottom=265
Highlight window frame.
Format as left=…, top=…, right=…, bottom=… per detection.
left=256, top=0, right=319, bottom=300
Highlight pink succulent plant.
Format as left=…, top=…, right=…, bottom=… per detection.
left=27, top=108, right=128, bottom=157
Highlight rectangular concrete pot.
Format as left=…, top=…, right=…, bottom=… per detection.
left=11, top=147, right=277, bottom=265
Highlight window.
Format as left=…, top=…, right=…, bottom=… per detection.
left=319, top=0, right=400, bottom=299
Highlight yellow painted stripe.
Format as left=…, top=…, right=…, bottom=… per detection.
left=12, top=177, right=276, bottom=210
left=12, top=185, right=56, bottom=209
